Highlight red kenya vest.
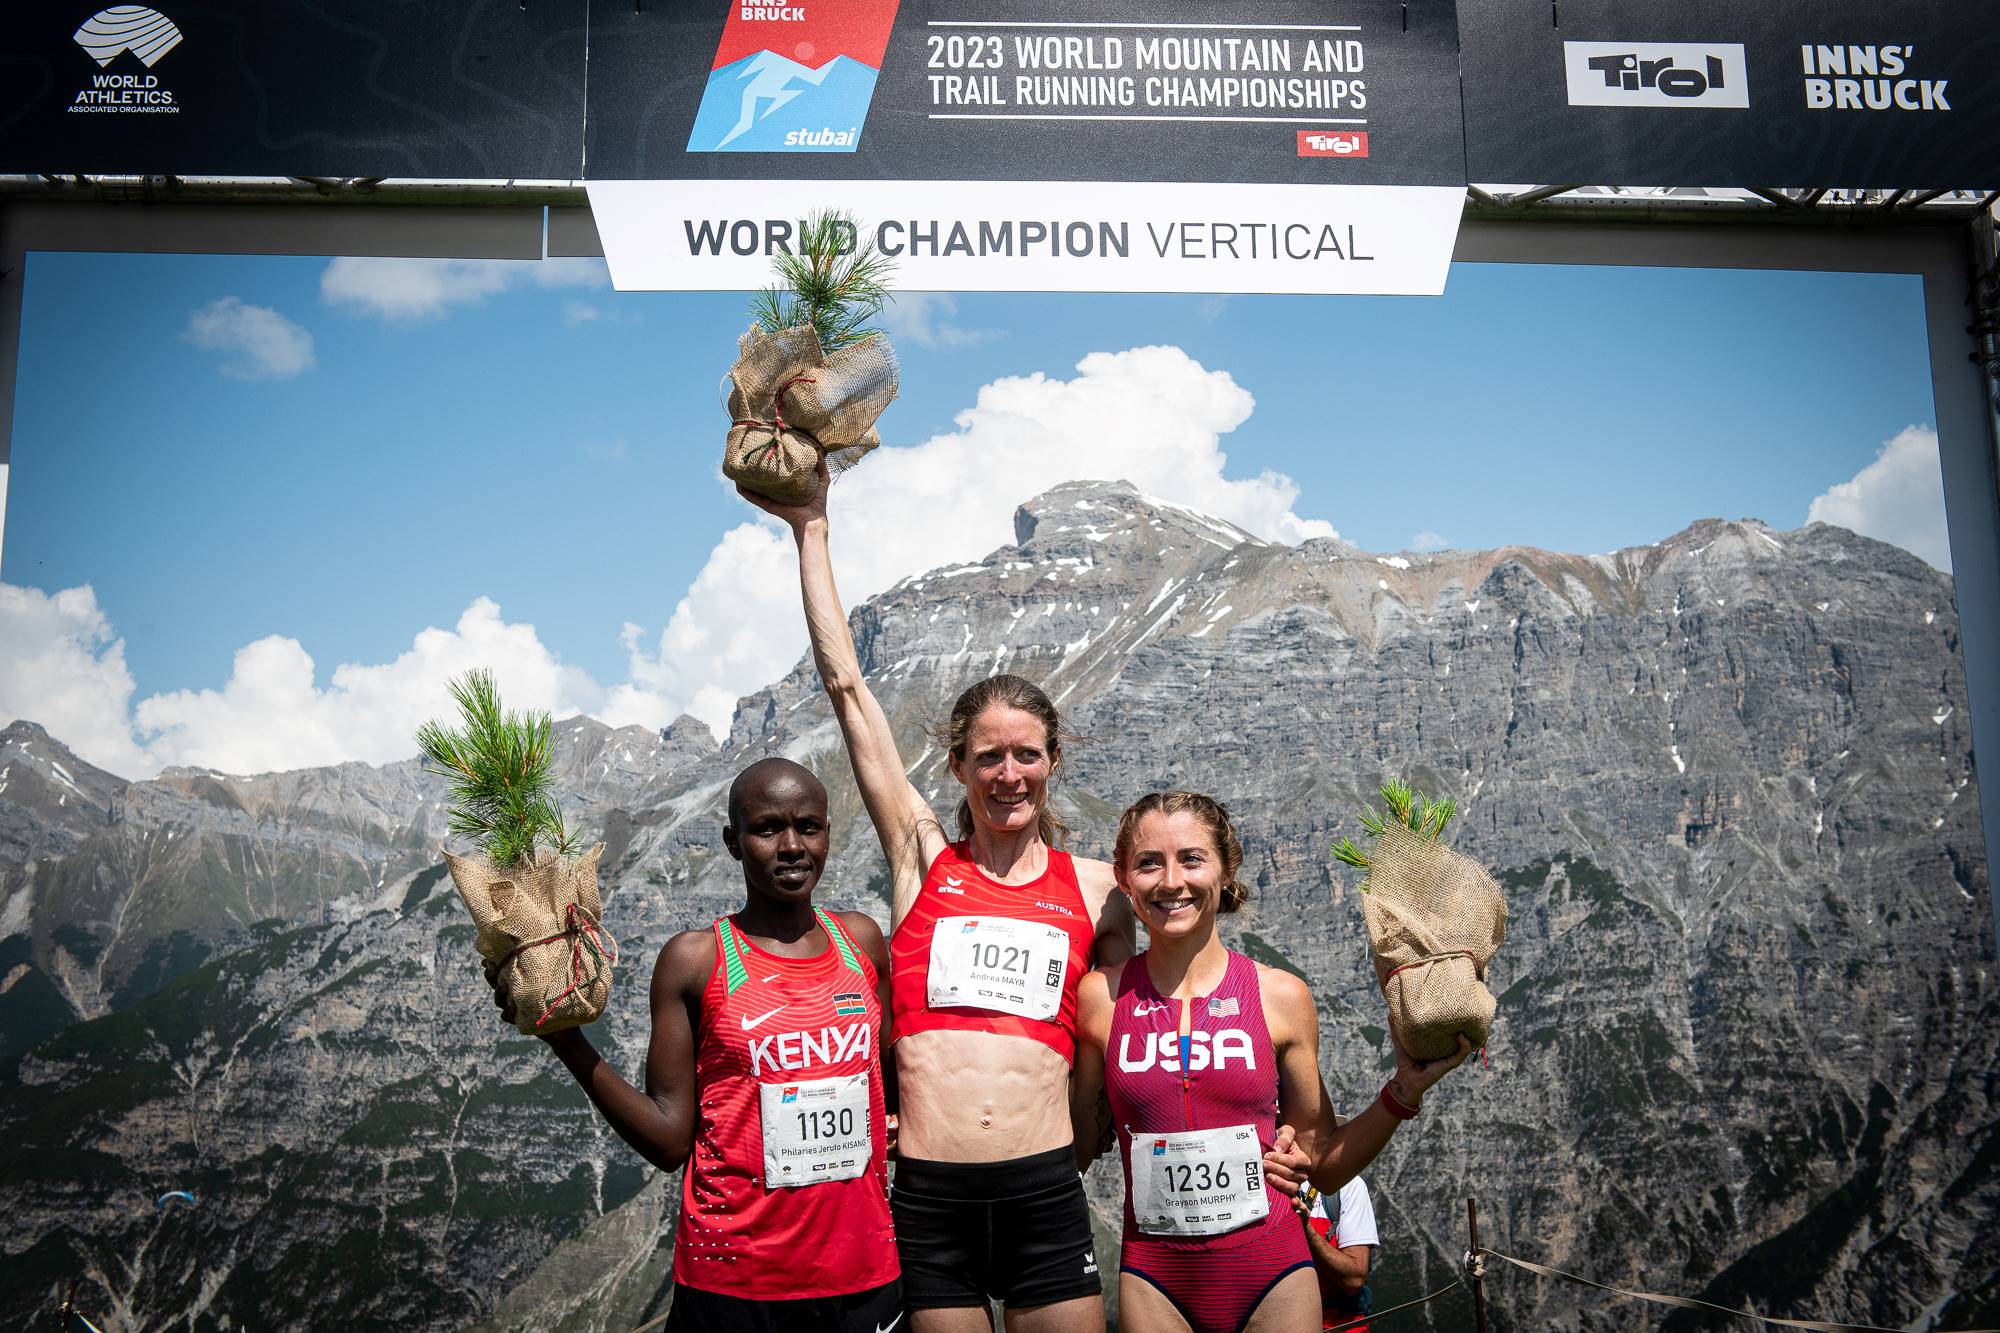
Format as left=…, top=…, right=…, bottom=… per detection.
left=674, top=910, right=898, bottom=1299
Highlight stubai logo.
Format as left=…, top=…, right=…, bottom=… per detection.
left=686, top=1, right=902, bottom=153
left=70, top=5, right=184, bottom=115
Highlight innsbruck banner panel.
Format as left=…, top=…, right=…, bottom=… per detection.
left=1457, top=0, right=2000, bottom=189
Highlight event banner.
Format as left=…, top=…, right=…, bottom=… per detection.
left=0, top=1, right=586, bottom=179
left=584, top=0, right=1467, bottom=295
left=1458, top=0, right=2000, bottom=189
left=582, top=0, right=1467, bottom=186
left=586, top=177, right=1465, bottom=295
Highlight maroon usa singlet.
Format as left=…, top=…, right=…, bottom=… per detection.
left=673, top=909, right=898, bottom=1300
left=1105, top=949, right=1311, bottom=1333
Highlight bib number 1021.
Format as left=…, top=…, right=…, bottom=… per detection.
left=796, top=1107, right=857, bottom=1141
left=970, top=942, right=1030, bottom=975
left=1164, top=1160, right=1232, bottom=1193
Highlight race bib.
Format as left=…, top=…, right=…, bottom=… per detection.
left=759, top=1073, right=872, bottom=1188
left=926, top=916, right=1069, bottom=1021
left=1128, top=1124, right=1270, bottom=1237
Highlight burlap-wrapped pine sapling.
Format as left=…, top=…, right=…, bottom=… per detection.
left=723, top=209, right=900, bottom=505
left=1335, top=779, right=1506, bottom=1060
left=417, top=670, right=613, bottom=1036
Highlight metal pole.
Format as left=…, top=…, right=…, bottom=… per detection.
left=1467, top=1197, right=1489, bottom=1333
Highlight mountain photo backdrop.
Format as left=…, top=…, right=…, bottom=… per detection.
left=0, top=253, right=1988, bottom=1331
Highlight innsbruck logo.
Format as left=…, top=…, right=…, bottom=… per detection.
left=687, top=2, right=901, bottom=153
left=70, top=5, right=184, bottom=115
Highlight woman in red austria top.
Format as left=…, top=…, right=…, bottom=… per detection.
left=1069, top=792, right=1470, bottom=1333
left=743, top=460, right=1134, bottom=1333
left=491, top=758, right=900, bottom=1333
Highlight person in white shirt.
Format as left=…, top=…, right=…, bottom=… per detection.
left=1296, top=1175, right=1379, bottom=1330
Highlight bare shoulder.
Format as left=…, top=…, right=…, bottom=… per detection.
left=1075, top=958, right=1125, bottom=1039
left=1254, top=963, right=1317, bottom=1040
left=655, top=927, right=718, bottom=999
left=1074, top=854, right=1118, bottom=902
left=834, top=908, right=891, bottom=967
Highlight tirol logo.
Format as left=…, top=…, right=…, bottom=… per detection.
left=1298, top=131, right=1369, bottom=158
left=1563, top=42, right=1749, bottom=109
left=70, top=6, right=183, bottom=115
left=687, top=2, right=902, bottom=153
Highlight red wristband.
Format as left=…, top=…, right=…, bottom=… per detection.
left=1380, top=1082, right=1421, bottom=1121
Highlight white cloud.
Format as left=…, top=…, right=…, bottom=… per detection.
left=0, top=583, right=151, bottom=777
left=2, top=345, right=1336, bottom=773
left=321, top=256, right=610, bottom=321
left=185, top=296, right=315, bottom=380
left=1410, top=530, right=1450, bottom=552
left=1806, top=425, right=1951, bottom=571
left=878, top=292, right=999, bottom=350
left=131, top=599, right=603, bottom=776
left=622, top=344, right=1336, bottom=735
left=563, top=300, right=601, bottom=326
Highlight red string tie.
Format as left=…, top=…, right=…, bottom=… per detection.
left=731, top=376, right=819, bottom=464
left=496, top=902, right=619, bottom=1029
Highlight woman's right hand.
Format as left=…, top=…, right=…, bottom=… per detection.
left=734, top=453, right=831, bottom=533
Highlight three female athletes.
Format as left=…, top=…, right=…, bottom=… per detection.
left=751, top=464, right=1469, bottom=1333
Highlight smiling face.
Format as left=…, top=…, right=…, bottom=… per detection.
left=723, top=761, right=830, bottom=905
left=1119, top=808, right=1227, bottom=939
left=948, top=703, right=1056, bottom=840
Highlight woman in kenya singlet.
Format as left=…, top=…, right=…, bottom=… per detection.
left=496, top=758, right=901, bottom=1333
left=743, top=460, right=1134, bottom=1332
left=1070, top=792, right=1470, bottom=1333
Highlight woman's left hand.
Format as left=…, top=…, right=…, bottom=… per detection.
left=1387, top=1031, right=1474, bottom=1109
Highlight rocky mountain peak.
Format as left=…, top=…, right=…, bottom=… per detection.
left=1012, top=478, right=1261, bottom=559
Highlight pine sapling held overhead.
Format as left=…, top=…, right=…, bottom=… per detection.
left=417, top=670, right=614, bottom=1036
left=722, top=209, right=900, bottom=506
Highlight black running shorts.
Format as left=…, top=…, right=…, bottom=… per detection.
left=663, top=1278, right=902, bottom=1333
left=891, top=1145, right=1104, bottom=1311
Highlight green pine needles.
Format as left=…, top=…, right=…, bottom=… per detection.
left=747, top=209, right=896, bottom=351
left=1332, top=779, right=1459, bottom=889
left=415, top=669, right=579, bottom=869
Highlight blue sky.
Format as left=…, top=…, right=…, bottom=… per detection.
left=0, top=249, right=1946, bottom=776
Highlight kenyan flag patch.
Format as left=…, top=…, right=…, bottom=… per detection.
left=834, top=992, right=866, bottom=1015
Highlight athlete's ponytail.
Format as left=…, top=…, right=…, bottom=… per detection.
left=1113, top=791, right=1249, bottom=912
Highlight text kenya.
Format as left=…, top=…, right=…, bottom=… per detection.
left=750, top=1023, right=871, bottom=1076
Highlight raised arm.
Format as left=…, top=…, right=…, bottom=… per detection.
left=516, top=928, right=711, bottom=1174
left=739, top=468, right=942, bottom=919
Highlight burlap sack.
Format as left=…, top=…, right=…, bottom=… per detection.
left=1357, top=822, right=1507, bottom=1061
left=442, top=842, right=614, bottom=1036
left=721, top=323, right=899, bottom=504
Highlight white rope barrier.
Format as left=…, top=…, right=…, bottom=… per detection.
left=1481, top=1247, right=1999, bottom=1333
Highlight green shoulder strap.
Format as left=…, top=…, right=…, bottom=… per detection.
left=716, top=917, right=750, bottom=994
left=814, top=908, right=866, bottom=976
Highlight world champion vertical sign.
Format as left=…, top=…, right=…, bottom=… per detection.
left=583, top=0, right=1469, bottom=296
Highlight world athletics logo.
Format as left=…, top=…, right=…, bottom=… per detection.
left=686, top=2, right=901, bottom=153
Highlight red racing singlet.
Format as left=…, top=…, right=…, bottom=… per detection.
left=890, top=841, right=1094, bottom=1064
left=673, top=909, right=898, bottom=1300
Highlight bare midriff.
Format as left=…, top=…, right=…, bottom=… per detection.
left=895, top=1027, right=1074, bottom=1161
